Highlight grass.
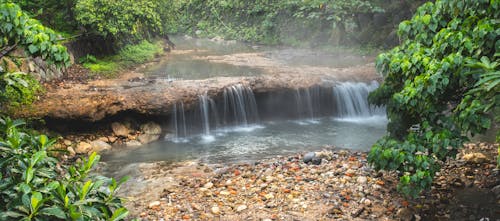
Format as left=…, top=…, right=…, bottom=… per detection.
left=81, top=40, right=164, bottom=78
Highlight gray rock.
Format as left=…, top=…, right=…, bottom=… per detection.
left=311, top=157, right=322, bottom=165
left=303, top=152, right=316, bottom=163
left=90, top=140, right=112, bottom=152
left=138, top=134, right=160, bottom=144
left=492, top=185, right=500, bottom=199
left=357, top=176, right=368, bottom=184
left=111, top=122, right=129, bottom=137
left=140, top=122, right=162, bottom=135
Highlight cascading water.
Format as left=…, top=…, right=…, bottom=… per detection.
left=333, top=81, right=385, bottom=118
left=171, top=102, right=187, bottom=140
left=222, top=84, right=259, bottom=126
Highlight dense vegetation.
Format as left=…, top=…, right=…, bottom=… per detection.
left=1, top=2, right=129, bottom=220
left=0, top=1, right=69, bottom=107
left=368, top=0, right=499, bottom=197
left=0, top=117, right=128, bottom=220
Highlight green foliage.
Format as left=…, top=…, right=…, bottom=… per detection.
left=82, top=40, right=163, bottom=77
left=0, top=117, right=129, bottom=221
left=0, top=1, right=69, bottom=107
left=368, top=0, right=499, bottom=197
left=0, top=1, right=70, bottom=67
left=11, top=0, right=77, bottom=33
left=176, top=0, right=384, bottom=45
left=3, top=72, right=42, bottom=108
left=74, top=0, right=164, bottom=45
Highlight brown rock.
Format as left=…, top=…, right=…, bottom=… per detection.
left=462, top=152, right=488, bottom=164
left=111, top=122, right=129, bottom=137
left=75, top=142, right=92, bottom=154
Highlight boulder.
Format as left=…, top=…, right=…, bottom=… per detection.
left=303, top=152, right=316, bottom=163
left=111, top=122, right=129, bottom=137
left=76, top=141, right=92, bottom=154
left=140, top=122, right=162, bottom=135
left=90, top=140, right=112, bottom=152
left=138, top=134, right=160, bottom=144
left=138, top=122, right=162, bottom=144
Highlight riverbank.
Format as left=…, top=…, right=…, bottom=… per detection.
left=113, top=143, right=499, bottom=220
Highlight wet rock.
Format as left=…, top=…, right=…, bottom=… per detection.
left=138, top=134, right=160, bottom=144
left=111, top=122, right=130, bottom=137
left=462, top=152, right=488, bottom=164
left=90, top=140, right=112, bottom=152
left=76, top=141, right=92, bottom=154
left=311, top=157, right=322, bottom=165
left=315, top=150, right=333, bottom=160
left=492, top=185, right=500, bottom=199
left=126, top=140, right=142, bottom=147
left=140, top=122, right=162, bottom=135
left=303, top=152, right=316, bottom=163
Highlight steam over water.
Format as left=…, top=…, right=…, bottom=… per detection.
left=103, top=81, right=387, bottom=165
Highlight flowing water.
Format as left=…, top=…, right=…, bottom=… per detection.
left=102, top=81, right=387, bottom=165
left=102, top=37, right=385, bottom=166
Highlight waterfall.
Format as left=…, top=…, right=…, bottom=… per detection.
left=333, top=81, right=385, bottom=118
left=168, top=81, right=385, bottom=141
left=169, top=84, right=259, bottom=141
left=172, top=102, right=187, bottom=140
left=295, top=87, right=321, bottom=121
left=199, top=93, right=217, bottom=136
left=222, top=84, right=259, bottom=126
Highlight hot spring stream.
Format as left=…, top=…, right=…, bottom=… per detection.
left=101, top=37, right=387, bottom=166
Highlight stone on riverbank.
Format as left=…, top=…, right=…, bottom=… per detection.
left=111, top=122, right=130, bottom=137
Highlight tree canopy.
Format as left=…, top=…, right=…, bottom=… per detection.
left=368, top=0, right=499, bottom=197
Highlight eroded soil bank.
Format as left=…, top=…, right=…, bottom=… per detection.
left=109, top=143, right=499, bottom=220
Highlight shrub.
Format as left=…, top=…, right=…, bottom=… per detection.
left=368, top=0, right=499, bottom=197
left=0, top=117, right=129, bottom=221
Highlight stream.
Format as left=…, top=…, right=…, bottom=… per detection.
left=101, top=36, right=386, bottom=167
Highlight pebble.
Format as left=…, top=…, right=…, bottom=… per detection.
left=357, top=176, right=368, bottom=184
left=204, top=182, right=214, bottom=189
left=236, top=204, right=247, bottom=212
left=148, top=201, right=161, bottom=209
left=211, top=206, right=220, bottom=215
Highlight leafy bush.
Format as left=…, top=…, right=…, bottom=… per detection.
left=3, top=72, right=43, bottom=108
left=0, top=117, right=129, bottom=220
left=0, top=2, right=70, bottom=67
left=118, top=40, right=163, bottom=64
left=75, top=0, right=163, bottom=45
left=368, top=0, right=499, bottom=197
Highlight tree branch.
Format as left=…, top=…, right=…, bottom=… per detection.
left=0, top=44, right=18, bottom=59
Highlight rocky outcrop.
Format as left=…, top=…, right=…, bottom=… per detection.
left=15, top=52, right=380, bottom=121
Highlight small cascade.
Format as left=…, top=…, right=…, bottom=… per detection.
left=294, top=86, right=321, bottom=121
left=333, top=81, right=385, bottom=118
left=171, top=102, right=187, bottom=139
left=199, top=93, right=219, bottom=136
left=222, top=84, right=259, bottom=126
